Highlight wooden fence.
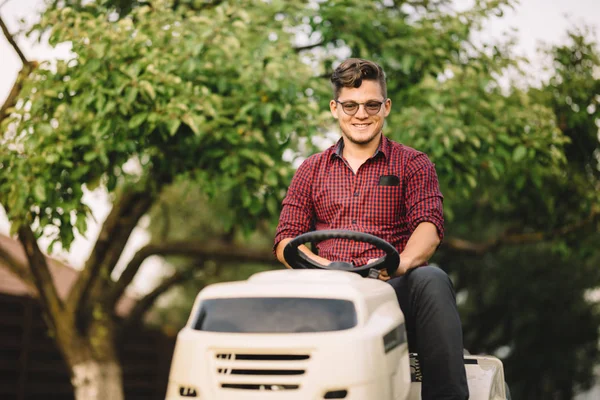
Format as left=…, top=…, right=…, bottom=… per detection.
left=0, top=293, right=176, bottom=400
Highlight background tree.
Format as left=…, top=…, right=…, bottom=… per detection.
left=441, top=30, right=600, bottom=399
left=143, top=182, right=278, bottom=333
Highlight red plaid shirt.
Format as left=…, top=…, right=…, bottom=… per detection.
left=274, top=136, right=444, bottom=266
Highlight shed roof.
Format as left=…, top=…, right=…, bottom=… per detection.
left=0, top=234, right=135, bottom=316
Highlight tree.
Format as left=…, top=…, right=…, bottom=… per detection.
left=0, top=1, right=316, bottom=398
left=438, top=30, right=600, bottom=399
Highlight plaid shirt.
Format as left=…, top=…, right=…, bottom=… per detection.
left=274, top=136, right=444, bottom=266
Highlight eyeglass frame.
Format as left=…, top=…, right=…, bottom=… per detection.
left=334, top=99, right=387, bottom=116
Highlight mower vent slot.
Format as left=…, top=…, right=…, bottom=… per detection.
left=221, top=383, right=300, bottom=390
left=216, top=353, right=310, bottom=361
left=218, top=368, right=305, bottom=375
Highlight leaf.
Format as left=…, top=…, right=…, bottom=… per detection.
left=75, top=213, right=87, bottom=237
left=465, top=174, right=477, bottom=189
left=124, top=64, right=142, bottom=79
left=124, top=87, right=139, bottom=106
left=166, top=119, right=181, bottom=136
left=256, top=152, right=275, bottom=168
left=128, top=113, right=148, bottom=129
left=84, top=151, right=97, bottom=162
left=512, top=145, right=527, bottom=162
left=182, top=114, right=204, bottom=137
left=91, top=42, right=108, bottom=58
left=85, top=59, right=102, bottom=73
left=104, top=101, right=116, bottom=114
left=38, top=124, right=53, bottom=136
left=33, top=181, right=47, bottom=202
left=261, top=103, right=275, bottom=125
left=46, top=153, right=60, bottom=164
left=139, top=80, right=156, bottom=100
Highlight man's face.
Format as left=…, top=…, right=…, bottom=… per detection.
left=329, top=80, right=391, bottom=146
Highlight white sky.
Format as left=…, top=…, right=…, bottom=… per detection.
left=1, top=0, right=600, bottom=292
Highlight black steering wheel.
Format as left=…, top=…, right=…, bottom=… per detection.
left=283, top=230, right=400, bottom=278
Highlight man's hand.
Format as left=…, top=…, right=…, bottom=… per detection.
left=367, top=257, right=409, bottom=281
left=276, top=238, right=331, bottom=268
left=367, top=221, right=441, bottom=281
left=367, top=258, right=392, bottom=281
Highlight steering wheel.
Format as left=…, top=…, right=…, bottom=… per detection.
left=283, top=230, right=400, bottom=278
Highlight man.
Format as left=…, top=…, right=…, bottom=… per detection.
left=274, top=58, right=469, bottom=400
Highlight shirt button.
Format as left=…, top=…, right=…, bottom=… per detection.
left=352, top=219, right=357, bottom=224
left=354, top=191, right=359, bottom=197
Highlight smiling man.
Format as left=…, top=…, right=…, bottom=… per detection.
left=274, top=58, right=469, bottom=399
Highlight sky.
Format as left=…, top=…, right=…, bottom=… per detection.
left=1, top=0, right=600, bottom=292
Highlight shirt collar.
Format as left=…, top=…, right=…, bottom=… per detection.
left=331, top=135, right=390, bottom=159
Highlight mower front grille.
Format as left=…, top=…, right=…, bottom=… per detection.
left=212, top=351, right=311, bottom=392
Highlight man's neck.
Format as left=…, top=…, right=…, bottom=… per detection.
left=341, top=136, right=381, bottom=162
left=341, top=135, right=382, bottom=173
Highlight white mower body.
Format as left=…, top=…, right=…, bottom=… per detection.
left=165, top=269, right=507, bottom=400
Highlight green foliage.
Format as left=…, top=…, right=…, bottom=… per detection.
left=451, top=240, right=600, bottom=399
left=536, top=28, right=600, bottom=176
left=295, top=0, right=570, bottom=222
left=391, top=69, right=569, bottom=221
left=0, top=0, right=320, bottom=247
left=440, top=30, right=600, bottom=398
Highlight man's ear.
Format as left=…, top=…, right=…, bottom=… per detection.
left=383, top=98, right=392, bottom=117
left=329, top=99, right=339, bottom=119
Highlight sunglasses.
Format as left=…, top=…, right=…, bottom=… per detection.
left=335, top=99, right=385, bottom=116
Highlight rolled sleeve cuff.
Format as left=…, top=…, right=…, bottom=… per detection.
left=410, top=213, right=444, bottom=242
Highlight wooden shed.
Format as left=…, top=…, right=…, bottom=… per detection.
left=0, top=234, right=175, bottom=400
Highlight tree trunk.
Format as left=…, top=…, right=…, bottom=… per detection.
left=54, top=316, right=124, bottom=400
left=71, top=361, right=124, bottom=400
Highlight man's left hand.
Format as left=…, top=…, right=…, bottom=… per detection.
left=367, top=258, right=408, bottom=281
left=367, top=258, right=392, bottom=281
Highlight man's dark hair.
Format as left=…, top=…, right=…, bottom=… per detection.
left=330, top=58, right=387, bottom=100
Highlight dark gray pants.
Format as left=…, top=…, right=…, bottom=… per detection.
left=388, top=266, right=469, bottom=400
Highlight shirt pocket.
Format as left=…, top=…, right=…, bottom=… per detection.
left=366, top=185, right=403, bottom=224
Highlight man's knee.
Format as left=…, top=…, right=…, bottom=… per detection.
left=408, top=266, right=455, bottom=298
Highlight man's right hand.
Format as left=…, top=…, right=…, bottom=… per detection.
left=275, top=238, right=330, bottom=269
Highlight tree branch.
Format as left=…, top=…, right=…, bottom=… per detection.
left=121, top=265, right=200, bottom=331
left=0, top=239, right=34, bottom=288
left=18, top=226, right=64, bottom=330
left=0, top=14, right=28, bottom=64
left=67, top=188, right=156, bottom=313
left=293, top=41, right=325, bottom=52
left=198, top=0, right=225, bottom=10
left=106, top=240, right=278, bottom=309
left=0, top=0, right=14, bottom=10
left=443, top=208, right=600, bottom=256
left=0, top=14, right=38, bottom=124
left=0, top=62, right=37, bottom=123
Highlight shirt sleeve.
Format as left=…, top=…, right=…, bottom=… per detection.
left=404, top=153, right=445, bottom=241
left=273, top=157, right=317, bottom=254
